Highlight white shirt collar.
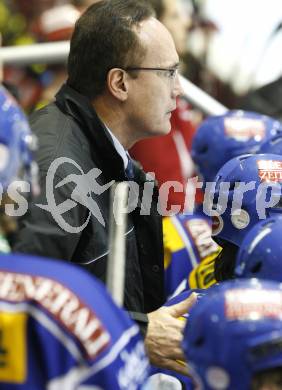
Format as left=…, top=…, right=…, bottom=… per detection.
left=105, top=126, right=128, bottom=169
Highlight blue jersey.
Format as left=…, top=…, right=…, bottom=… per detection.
left=163, top=213, right=220, bottom=298
left=0, top=253, right=150, bottom=389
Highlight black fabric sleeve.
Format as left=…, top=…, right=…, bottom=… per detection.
left=13, top=171, right=86, bottom=261
left=127, top=311, right=149, bottom=338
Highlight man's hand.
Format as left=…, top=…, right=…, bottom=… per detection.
left=145, top=292, right=197, bottom=376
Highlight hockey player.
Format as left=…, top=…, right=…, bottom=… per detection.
left=192, top=110, right=282, bottom=185
left=182, top=279, right=282, bottom=390
left=0, top=85, right=150, bottom=388
left=163, top=213, right=220, bottom=297
left=210, top=153, right=282, bottom=281
left=164, top=112, right=282, bottom=296
left=235, top=216, right=282, bottom=282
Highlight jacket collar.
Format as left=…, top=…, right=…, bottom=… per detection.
left=55, top=84, right=154, bottom=189
left=55, top=83, right=127, bottom=181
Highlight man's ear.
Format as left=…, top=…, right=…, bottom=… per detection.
left=107, top=68, right=129, bottom=101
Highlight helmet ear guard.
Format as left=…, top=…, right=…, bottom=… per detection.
left=182, top=279, right=282, bottom=390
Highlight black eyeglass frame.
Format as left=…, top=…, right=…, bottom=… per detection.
left=124, top=67, right=178, bottom=78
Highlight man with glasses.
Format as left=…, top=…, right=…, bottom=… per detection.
left=13, top=0, right=196, bottom=376
left=130, top=0, right=198, bottom=212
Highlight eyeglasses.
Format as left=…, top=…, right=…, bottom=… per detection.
left=125, top=67, right=179, bottom=80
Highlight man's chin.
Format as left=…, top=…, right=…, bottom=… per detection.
left=153, top=125, right=171, bottom=137
left=138, top=122, right=172, bottom=140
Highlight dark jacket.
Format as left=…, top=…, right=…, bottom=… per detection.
left=13, top=84, right=165, bottom=313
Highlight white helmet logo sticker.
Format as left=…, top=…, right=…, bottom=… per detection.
left=231, top=209, right=250, bottom=230
left=206, top=366, right=230, bottom=390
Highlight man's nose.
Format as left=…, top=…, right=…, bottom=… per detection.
left=172, top=73, right=184, bottom=98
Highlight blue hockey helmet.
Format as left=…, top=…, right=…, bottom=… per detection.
left=259, top=132, right=282, bottom=155
left=0, top=85, right=39, bottom=194
left=235, top=216, right=282, bottom=281
left=192, top=111, right=282, bottom=183
left=208, top=153, right=282, bottom=247
left=182, top=279, right=282, bottom=390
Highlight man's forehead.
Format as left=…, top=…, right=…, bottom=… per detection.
left=137, top=17, right=171, bottom=44
left=136, top=17, right=179, bottom=65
